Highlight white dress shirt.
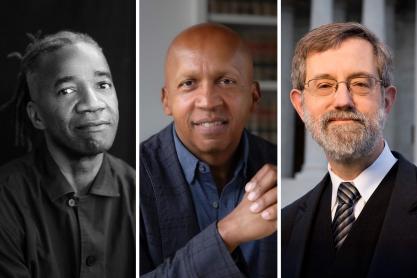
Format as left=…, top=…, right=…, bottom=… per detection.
left=329, top=142, right=397, bottom=221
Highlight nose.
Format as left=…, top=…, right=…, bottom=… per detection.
left=76, top=85, right=105, bottom=113
left=333, top=82, right=354, bottom=110
left=195, top=83, right=223, bottom=110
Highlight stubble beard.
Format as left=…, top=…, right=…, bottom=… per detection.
left=303, top=105, right=386, bottom=163
left=45, top=126, right=117, bottom=160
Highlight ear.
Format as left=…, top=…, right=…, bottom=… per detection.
left=161, top=87, right=172, bottom=116
left=383, top=86, right=397, bottom=114
left=290, top=89, right=305, bottom=121
left=26, top=101, right=46, bottom=130
left=249, top=81, right=261, bottom=112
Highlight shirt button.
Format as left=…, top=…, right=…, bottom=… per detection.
left=212, top=201, right=219, bottom=209
left=86, top=255, right=96, bottom=266
left=67, top=198, right=77, bottom=207
left=199, top=165, right=207, bottom=173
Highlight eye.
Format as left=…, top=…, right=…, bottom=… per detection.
left=98, top=81, right=113, bottom=90
left=350, top=78, right=371, bottom=88
left=179, top=80, right=196, bottom=90
left=315, top=81, right=334, bottom=89
left=58, top=87, right=76, bottom=96
left=218, top=77, right=236, bottom=86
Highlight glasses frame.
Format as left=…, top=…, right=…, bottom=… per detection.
left=303, top=76, right=384, bottom=97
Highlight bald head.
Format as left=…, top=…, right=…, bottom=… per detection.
left=161, top=23, right=260, bottom=165
left=164, top=23, right=254, bottom=85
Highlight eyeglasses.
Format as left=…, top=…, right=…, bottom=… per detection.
left=304, top=76, right=384, bottom=96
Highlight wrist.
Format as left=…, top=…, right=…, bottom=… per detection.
left=217, top=218, right=240, bottom=252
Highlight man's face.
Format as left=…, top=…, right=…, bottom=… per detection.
left=162, top=35, right=259, bottom=161
left=291, top=38, right=396, bottom=162
left=27, top=42, right=119, bottom=157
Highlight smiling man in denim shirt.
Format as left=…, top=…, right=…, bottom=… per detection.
left=140, top=23, right=277, bottom=277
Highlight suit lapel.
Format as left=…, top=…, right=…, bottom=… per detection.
left=368, top=153, right=417, bottom=277
left=284, top=174, right=330, bottom=278
left=149, top=124, right=200, bottom=258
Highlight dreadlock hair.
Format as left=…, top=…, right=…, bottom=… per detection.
left=0, top=30, right=102, bottom=152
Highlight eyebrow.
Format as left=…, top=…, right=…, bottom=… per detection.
left=346, top=72, right=377, bottom=79
left=94, top=70, right=113, bottom=79
left=309, top=71, right=377, bottom=81
left=53, top=71, right=113, bottom=88
left=54, top=76, right=75, bottom=88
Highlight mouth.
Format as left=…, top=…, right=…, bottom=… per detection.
left=324, top=117, right=365, bottom=131
left=192, top=119, right=228, bottom=127
left=328, top=118, right=358, bottom=123
left=191, top=119, right=229, bottom=135
left=75, top=121, right=111, bottom=132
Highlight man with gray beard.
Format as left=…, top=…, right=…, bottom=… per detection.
left=282, top=22, right=417, bottom=278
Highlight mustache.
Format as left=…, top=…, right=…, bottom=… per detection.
left=320, top=110, right=366, bottom=127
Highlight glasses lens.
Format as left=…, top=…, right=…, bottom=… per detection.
left=309, top=79, right=336, bottom=96
left=349, top=77, right=375, bottom=95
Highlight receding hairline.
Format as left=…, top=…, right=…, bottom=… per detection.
left=26, top=41, right=106, bottom=100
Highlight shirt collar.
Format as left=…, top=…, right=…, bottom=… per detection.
left=38, top=145, right=74, bottom=201
left=88, top=154, right=121, bottom=197
left=329, top=141, right=397, bottom=208
left=172, top=125, right=249, bottom=185
left=173, top=128, right=199, bottom=184
left=38, top=145, right=120, bottom=201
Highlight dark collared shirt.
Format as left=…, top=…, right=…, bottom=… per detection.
left=0, top=145, right=135, bottom=278
left=173, top=127, right=261, bottom=276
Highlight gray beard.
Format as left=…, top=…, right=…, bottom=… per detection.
left=303, top=107, right=386, bottom=163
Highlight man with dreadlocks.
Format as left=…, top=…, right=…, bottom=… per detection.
left=0, top=31, right=134, bottom=277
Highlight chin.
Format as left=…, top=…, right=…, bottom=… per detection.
left=62, top=138, right=114, bottom=158
left=83, top=140, right=111, bottom=155
left=195, top=141, right=227, bottom=154
left=78, top=131, right=116, bottom=153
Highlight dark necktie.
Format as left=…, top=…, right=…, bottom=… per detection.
left=332, top=182, right=361, bottom=250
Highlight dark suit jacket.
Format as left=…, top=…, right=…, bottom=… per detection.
left=282, top=152, right=417, bottom=278
left=140, top=124, right=277, bottom=277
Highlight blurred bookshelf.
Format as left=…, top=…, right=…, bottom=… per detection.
left=208, top=0, right=277, bottom=143
left=208, top=14, right=277, bottom=25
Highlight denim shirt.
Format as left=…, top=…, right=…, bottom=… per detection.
left=173, top=127, right=259, bottom=275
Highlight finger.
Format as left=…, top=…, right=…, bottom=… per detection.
left=244, top=164, right=273, bottom=192
left=249, top=186, right=277, bottom=213
left=261, top=203, right=277, bottom=221
left=247, top=166, right=277, bottom=201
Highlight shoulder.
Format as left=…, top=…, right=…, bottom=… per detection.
left=282, top=175, right=329, bottom=227
left=247, top=131, right=277, bottom=152
left=245, top=132, right=277, bottom=176
left=139, top=124, right=178, bottom=194
left=140, top=124, right=177, bottom=178
left=105, top=153, right=135, bottom=183
left=393, top=151, right=417, bottom=170
left=282, top=192, right=310, bottom=221
left=0, top=152, right=38, bottom=189
left=0, top=153, right=39, bottom=236
left=140, top=124, right=173, bottom=158
left=281, top=183, right=324, bottom=250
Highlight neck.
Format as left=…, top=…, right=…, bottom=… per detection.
left=328, top=139, right=385, bottom=180
left=210, top=160, right=235, bottom=190
left=45, top=140, right=103, bottom=195
left=196, top=146, right=240, bottom=191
